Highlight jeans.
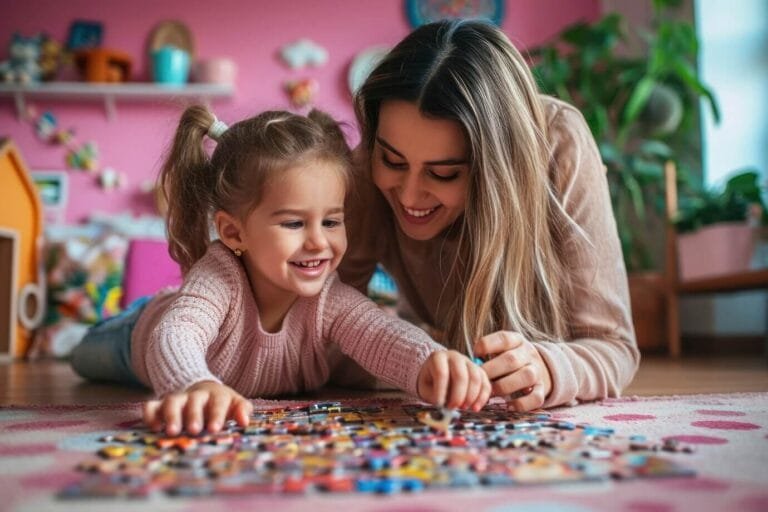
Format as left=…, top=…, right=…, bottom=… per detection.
left=69, top=296, right=151, bottom=387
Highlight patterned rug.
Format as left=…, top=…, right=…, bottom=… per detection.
left=1, top=392, right=767, bottom=512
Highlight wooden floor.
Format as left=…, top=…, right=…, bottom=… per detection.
left=1, top=355, right=767, bottom=406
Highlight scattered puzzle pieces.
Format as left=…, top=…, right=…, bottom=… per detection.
left=60, top=400, right=695, bottom=499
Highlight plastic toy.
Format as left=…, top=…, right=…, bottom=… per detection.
left=280, top=39, right=328, bottom=69
left=0, top=33, right=43, bottom=84
left=284, top=78, right=318, bottom=108
left=0, top=140, right=46, bottom=358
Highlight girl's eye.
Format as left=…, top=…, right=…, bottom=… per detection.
left=281, top=221, right=304, bottom=229
left=429, top=169, right=461, bottom=182
left=381, top=154, right=407, bottom=169
left=322, top=218, right=343, bottom=228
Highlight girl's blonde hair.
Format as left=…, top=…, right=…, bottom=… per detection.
left=355, top=20, right=575, bottom=352
left=159, top=106, right=352, bottom=274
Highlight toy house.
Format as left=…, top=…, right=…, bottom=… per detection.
left=0, top=139, right=45, bottom=358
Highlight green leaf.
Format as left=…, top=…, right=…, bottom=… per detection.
left=622, top=77, right=657, bottom=128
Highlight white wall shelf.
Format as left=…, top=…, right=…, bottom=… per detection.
left=0, top=82, right=234, bottom=121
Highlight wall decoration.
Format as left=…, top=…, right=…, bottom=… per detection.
left=284, top=78, right=318, bottom=108
left=405, top=0, right=504, bottom=28
left=30, top=171, right=68, bottom=224
left=348, top=46, right=390, bottom=95
left=280, top=39, right=328, bottom=70
left=66, top=20, right=103, bottom=51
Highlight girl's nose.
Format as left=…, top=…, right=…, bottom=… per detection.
left=304, top=226, right=329, bottom=251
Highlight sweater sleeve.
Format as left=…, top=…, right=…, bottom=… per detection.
left=536, top=101, right=640, bottom=407
left=143, top=246, right=236, bottom=397
left=320, top=275, right=445, bottom=397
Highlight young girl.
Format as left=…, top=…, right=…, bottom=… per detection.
left=340, top=19, right=640, bottom=411
left=71, top=106, right=490, bottom=436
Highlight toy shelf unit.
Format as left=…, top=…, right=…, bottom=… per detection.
left=0, top=82, right=234, bottom=121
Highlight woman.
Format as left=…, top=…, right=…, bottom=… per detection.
left=339, top=19, right=639, bottom=411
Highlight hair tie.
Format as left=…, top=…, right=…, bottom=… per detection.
left=207, top=116, right=229, bottom=141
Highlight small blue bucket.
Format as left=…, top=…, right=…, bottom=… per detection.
left=152, top=45, right=190, bottom=85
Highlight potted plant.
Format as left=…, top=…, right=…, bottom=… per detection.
left=674, top=169, right=767, bottom=281
left=527, top=0, right=720, bottom=350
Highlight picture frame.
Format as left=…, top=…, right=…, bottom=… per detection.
left=30, top=171, right=68, bottom=224
left=67, top=20, right=103, bottom=51
left=405, top=0, right=505, bottom=28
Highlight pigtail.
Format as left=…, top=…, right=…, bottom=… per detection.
left=158, top=105, right=217, bottom=274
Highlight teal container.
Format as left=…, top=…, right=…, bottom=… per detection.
left=151, top=45, right=190, bottom=85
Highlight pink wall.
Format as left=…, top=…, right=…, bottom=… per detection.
left=0, top=0, right=599, bottom=223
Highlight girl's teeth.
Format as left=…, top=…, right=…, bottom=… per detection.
left=404, top=206, right=436, bottom=217
left=296, top=260, right=321, bottom=268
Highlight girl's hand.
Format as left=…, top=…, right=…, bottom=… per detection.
left=473, top=331, right=553, bottom=412
left=142, top=380, right=253, bottom=436
left=417, top=350, right=491, bottom=411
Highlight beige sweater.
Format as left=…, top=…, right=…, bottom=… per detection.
left=339, top=96, right=640, bottom=407
left=131, top=241, right=444, bottom=398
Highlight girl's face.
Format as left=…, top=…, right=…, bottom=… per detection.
left=372, top=100, right=470, bottom=241
left=239, top=160, right=347, bottom=307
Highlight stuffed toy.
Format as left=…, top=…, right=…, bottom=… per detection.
left=0, top=33, right=43, bottom=84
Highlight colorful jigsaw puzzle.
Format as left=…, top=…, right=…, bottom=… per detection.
left=60, top=399, right=695, bottom=498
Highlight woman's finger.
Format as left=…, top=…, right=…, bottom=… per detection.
left=473, top=331, right=525, bottom=359
left=507, top=383, right=546, bottom=412
left=482, top=346, right=528, bottom=381
left=490, top=362, right=536, bottom=398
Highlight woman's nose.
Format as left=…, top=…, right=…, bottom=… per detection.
left=398, top=171, right=425, bottom=206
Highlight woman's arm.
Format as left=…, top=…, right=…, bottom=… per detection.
left=535, top=100, right=640, bottom=407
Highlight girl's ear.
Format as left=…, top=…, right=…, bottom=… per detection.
left=214, top=210, right=244, bottom=251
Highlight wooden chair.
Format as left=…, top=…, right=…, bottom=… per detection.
left=664, top=162, right=768, bottom=357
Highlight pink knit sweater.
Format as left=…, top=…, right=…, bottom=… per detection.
left=130, top=241, right=444, bottom=398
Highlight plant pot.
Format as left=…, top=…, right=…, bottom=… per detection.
left=677, top=222, right=755, bottom=281
left=628, top=271, right=667, bottom=352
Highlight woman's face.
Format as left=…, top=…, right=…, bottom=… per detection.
left=372, top=100, right=470, bottom=241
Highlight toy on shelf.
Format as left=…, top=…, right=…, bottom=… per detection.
left=0, top=139, right=46, bottom=358
left=0, top=33, right=43, bottom=84
left=75, top=48, right=133, bottom=83
left=39, top=34, right=64, bottom=81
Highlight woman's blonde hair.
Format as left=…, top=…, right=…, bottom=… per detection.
left=159, top=106, right=352, bottom=274
left=355, top=20, right=574, bottom=352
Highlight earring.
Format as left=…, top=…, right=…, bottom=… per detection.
left=234, top=248, right=243, bottom=257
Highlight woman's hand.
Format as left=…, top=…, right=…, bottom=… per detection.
left=473, top=331, right=553, bottom=411
left=142, top=380, right=253, bottom=436
left=417, top=350, right=491, bottom=411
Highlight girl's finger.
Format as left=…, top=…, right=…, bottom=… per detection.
left=230, top=398, right=253, bottom=427
left=462, top=363, right=483, bottom=410
left=446, top=355, right=469, bottom=409
left=184, top=391, right=209, bottom=435
left=162, top=394, right=188, bottom=436
left=431, top=351, right=450, bottom=407
left=475, top=372, right=493, bottom=411
left=206, top=391, right=231, bottom=433
left=143, top=400, right=163, bottom=432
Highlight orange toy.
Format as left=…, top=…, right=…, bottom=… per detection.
left=0, top=139, right=46, bottom=358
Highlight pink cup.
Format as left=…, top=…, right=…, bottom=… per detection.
left=193, top=58, right=237, bottom=85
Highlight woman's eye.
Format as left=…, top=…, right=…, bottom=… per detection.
left=381, top=154, right=407, bottom=169
left=281, top=221, right=303, bottom=229
left=429, top=169, right=461, bottom=182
